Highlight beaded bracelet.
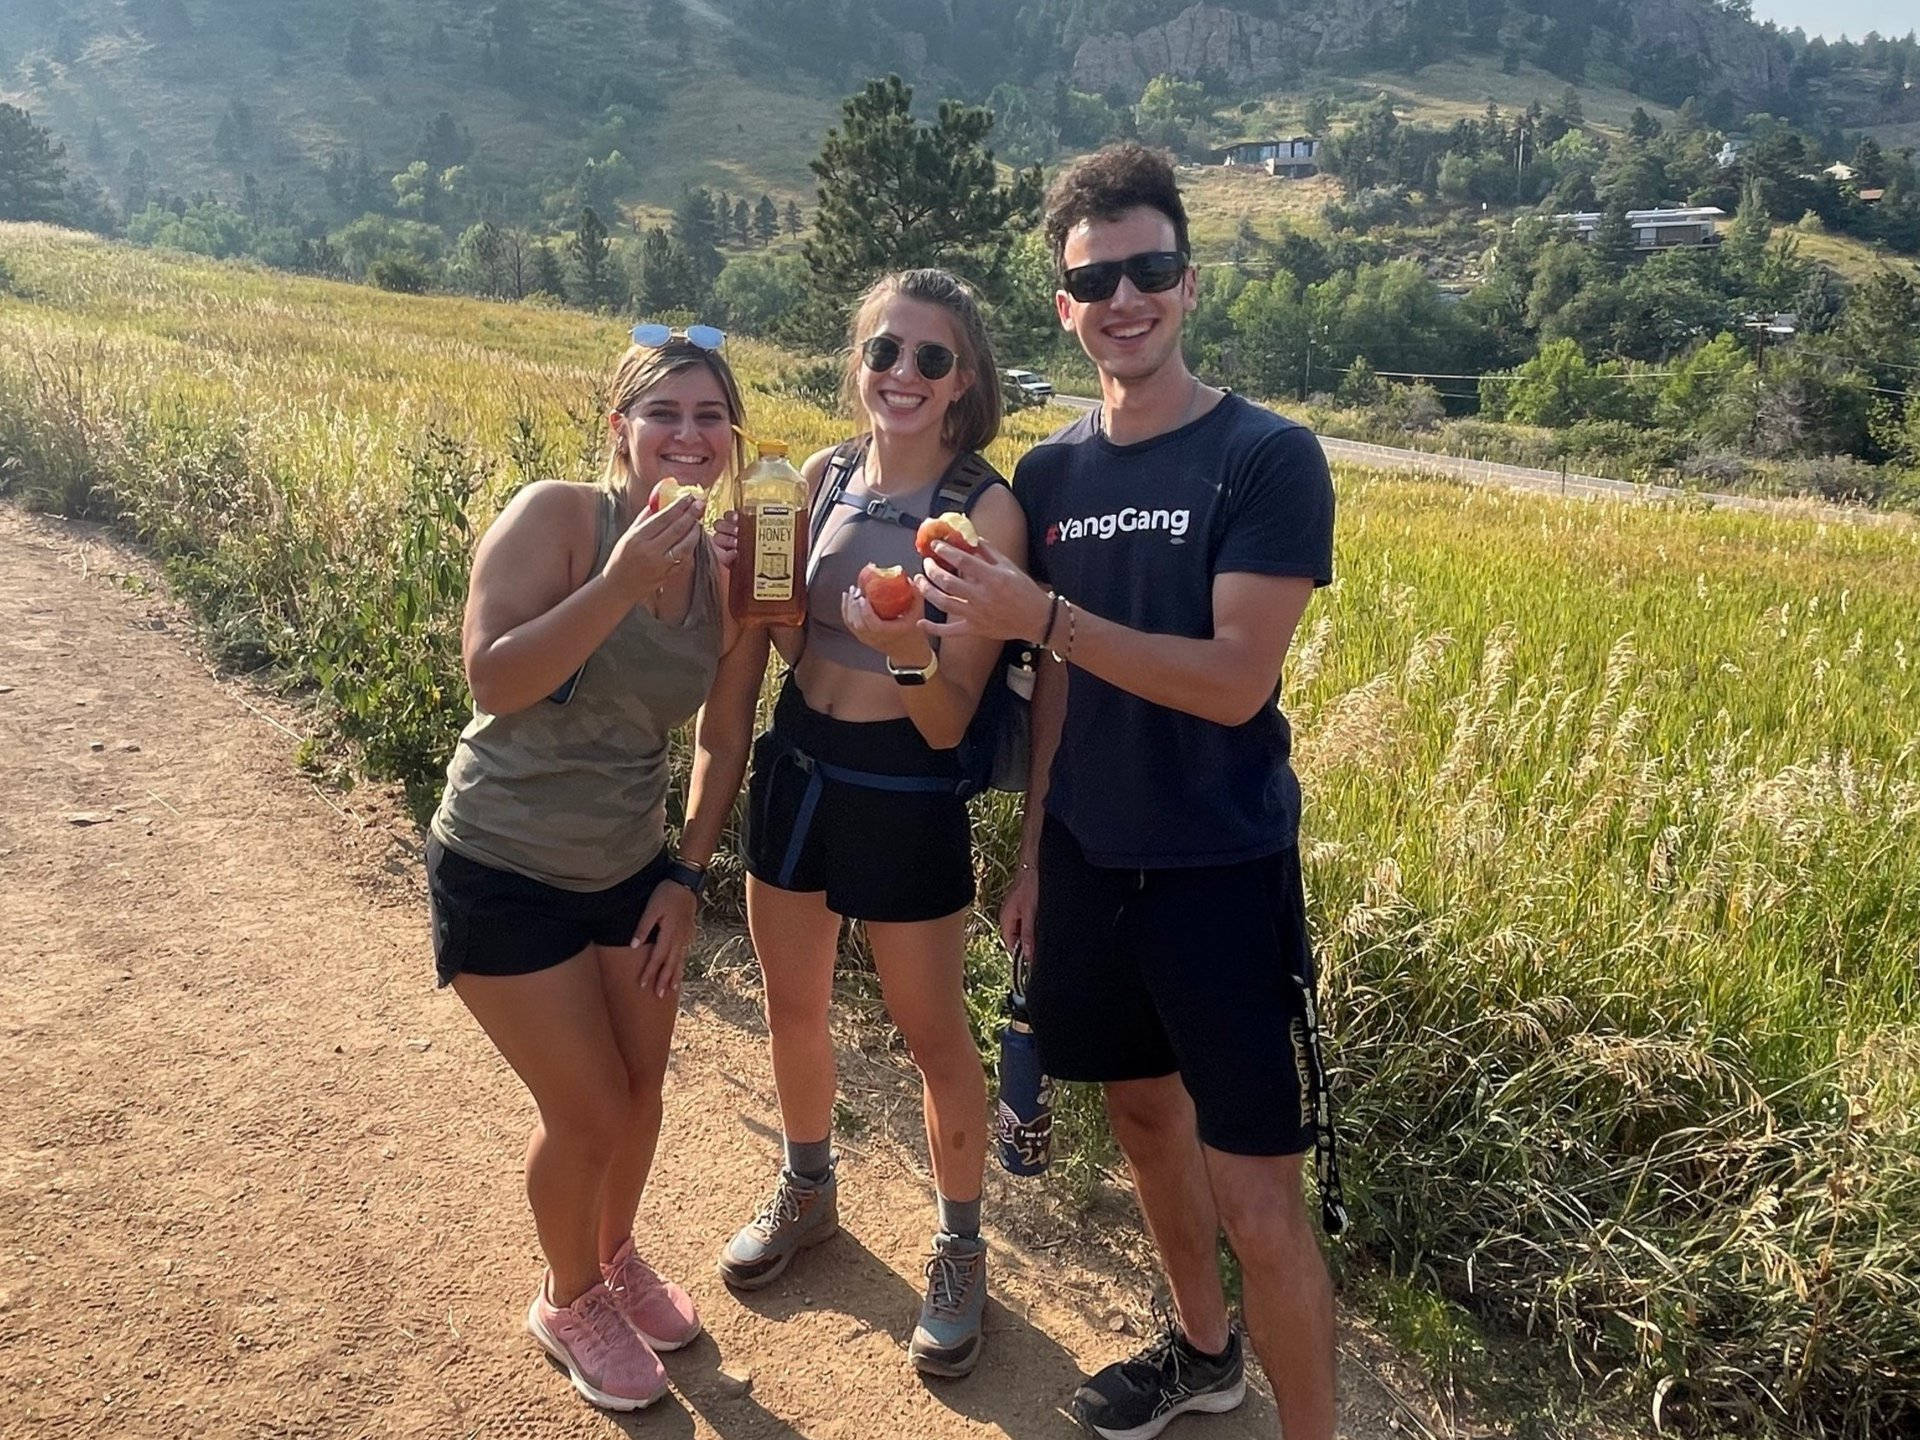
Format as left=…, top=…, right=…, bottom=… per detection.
left=1037, top=591, right=1061, bottom=650
left=1050, top=598, right=1077, bottom=665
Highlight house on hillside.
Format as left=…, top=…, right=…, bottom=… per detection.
left=1548, top=206, right=1726, bottom=251
left=1219, top=137, right=1320, bottom=178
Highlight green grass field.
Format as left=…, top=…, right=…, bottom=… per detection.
left=3, top=226, right=1917, bottom=1435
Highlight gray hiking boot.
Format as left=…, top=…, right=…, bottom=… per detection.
left=717, top=1167, right=839, bottom=1290
left=909, top=1231, right=988, bottom=1377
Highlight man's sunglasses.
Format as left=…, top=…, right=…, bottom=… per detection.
left=860, top=335, right=957, bottom=381
left=632, top=322, right=726, bottom=351
left=1060, top=250, right=1190, bottom=304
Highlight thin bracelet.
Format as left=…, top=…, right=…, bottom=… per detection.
left=1051, top=598, right=1077, bottom=665
left=1037, top=591, right=1061, bottom=650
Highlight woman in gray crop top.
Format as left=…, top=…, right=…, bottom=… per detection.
left=695, top=270, right=1031, bottom=1377
left=425, top=330, right=766, bottom=1412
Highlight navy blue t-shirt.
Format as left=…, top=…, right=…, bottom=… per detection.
left=1016, top=393, right=1334, bottom=869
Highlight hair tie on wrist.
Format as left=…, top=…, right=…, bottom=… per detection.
left=1038, top=591, right=1061, bottom=650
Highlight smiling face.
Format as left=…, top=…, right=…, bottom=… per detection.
left=854, top=295, right=972, bottom=444
left=1055, top=205, right=1196, bottom=385
left=611, top=365, right=735, bottom=493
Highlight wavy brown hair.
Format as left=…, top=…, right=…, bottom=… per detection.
left=839, top=269, right=1001, bottom=456
left=1042, top=142, right=1191, bottom=270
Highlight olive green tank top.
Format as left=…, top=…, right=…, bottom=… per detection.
left=430, top=486, right=722, bottom=891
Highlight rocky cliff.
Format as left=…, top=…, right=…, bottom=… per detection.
left=1070, top=1, right=1789, bottom=105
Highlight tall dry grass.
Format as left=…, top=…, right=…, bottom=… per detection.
left=4, top=226, right=1917, bottom=1433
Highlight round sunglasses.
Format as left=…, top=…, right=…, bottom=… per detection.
left=1060, top=250, right=1190, bottom=304
left=632, top=322, right=726, bottom=351
left=860, top=335, right=957, bottom=381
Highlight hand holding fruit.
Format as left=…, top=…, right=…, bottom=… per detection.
left=917, top=530, right=1052, bottom=645
left=844, top=567, right=933, bottom=669
left=606, top=485, right=703, bottom=602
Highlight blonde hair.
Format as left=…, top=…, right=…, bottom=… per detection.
left=602, top=339, right=750, bottom=490
left=838, top=269, right=1002, bottom=455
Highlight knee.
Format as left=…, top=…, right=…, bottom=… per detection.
left=541, top=1091, right=629, bottom=1155
left=894, top=1011, right=981, bottom=1086
left=762, top=986, right=830, bottom=1041
left=1215, top=1165, right=1310, bottom=1261
left=1105, top=1080, right=1192, bottom=1151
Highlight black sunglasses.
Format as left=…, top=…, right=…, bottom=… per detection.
left=1061, top=250, right=1190, bottom=303
left=861, top=335, right=957, bottom=381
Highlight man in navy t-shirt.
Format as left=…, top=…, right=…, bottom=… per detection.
left=919, top=144, right=1340, bottom=1440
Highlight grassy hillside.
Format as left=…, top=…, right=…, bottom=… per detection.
left=0, top=0, right=835, bottom=219
left=3, top=225, right=1917, bottom=1434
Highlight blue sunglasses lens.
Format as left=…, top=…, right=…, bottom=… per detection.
left=631, top=323, right=725, bottom=351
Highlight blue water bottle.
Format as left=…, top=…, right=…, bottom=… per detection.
left=994, top=943, right=1053, bottom=1176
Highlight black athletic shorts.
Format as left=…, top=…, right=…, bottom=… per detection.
left=742, top=678, right=974, bottom=923
left=426, top=837, right=672, bottom=987
left=1028, top=814, right=1322, bottom=1157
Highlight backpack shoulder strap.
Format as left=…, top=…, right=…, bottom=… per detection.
left=934, top=451, right=1009, bottom=518
left=808, top=439, right=864, bottom=547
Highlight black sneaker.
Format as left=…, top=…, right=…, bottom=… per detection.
left=1071, top=1307, right=1246, bottom=1440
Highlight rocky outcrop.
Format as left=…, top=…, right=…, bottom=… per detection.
left=1071, top=2, right=1410, bottom=96
left=1624, top=0, right=1789, bottom=103
left=1071, top=0, right=1787, bottom=105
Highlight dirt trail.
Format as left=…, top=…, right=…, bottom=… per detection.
left=0, top=506, right=1440, bottom=1440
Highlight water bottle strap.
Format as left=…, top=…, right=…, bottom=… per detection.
left=1293, top=971, right=1349, bottom=1237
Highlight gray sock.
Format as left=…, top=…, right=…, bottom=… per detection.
left=784, top=1135, right=833, bottom=1184
left=937, top=1193, right=981, bottom=1239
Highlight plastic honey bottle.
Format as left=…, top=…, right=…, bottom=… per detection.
left=730, top=437, right=808, bottom=626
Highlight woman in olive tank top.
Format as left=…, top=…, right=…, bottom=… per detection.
left=696, top=271, right=1032, bottom=1378
left=425, top=331, right=760, bottom=1413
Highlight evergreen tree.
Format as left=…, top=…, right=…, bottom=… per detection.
left=530, top=239, right=567, bottom=299
left=87, top=119, right=109, bottom=165
left=1558, top=85, right=1583, bottom=129
left=122, top=147, right=152, bottom=217
left=784, top=198, right=803, bottom=236
left=754, top=192, right=779, bottom=246
left=568, top=205, right=623, bottom=309
left=0, top=104, right=71, bottom=223
left=732, top=196, right=752, bottom=246
left=1588, top=199, right=1635, bottom=278
left=420, top=111, right=471, bottom=170
left=1722, top=178, right=1771, bottom=286
left=672, top=186, right=724, bottom=285
left=804, top=75, right=1041, bottom=319
left=634, top=224, right=706, bottom=312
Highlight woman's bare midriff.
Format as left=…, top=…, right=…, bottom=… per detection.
left=784, top=633, right=917, bottom=722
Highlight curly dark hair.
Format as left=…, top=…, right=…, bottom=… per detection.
left=1042, top=143, right=1191, bottom=271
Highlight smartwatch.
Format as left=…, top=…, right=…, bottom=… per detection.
left=887, top=651, right=939, bottom=686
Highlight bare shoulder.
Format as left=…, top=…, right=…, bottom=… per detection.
left=971, top=476, right=1028, bottom=563
left=474, top=480, right=599, bottom=581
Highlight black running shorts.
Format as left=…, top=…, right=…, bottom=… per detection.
left=742, top=679, right=974, bottom=924
left=426, top=838, right=672, bottom=987
left=1028, top=814, right=1321, bottom=1157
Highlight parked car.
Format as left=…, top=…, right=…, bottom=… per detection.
left=1000, top=367, right=1055, bottom=409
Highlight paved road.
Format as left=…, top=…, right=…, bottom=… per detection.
left=1048, top=395, right=1898, bottom=526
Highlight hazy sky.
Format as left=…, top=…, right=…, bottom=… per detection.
left=1750, top=0, right=1915, bottom=41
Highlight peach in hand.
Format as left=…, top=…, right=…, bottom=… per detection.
left=856, top=563, right=916, bottom=621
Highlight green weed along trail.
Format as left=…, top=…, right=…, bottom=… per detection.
left=4, top=226, right=1918, bottom=1434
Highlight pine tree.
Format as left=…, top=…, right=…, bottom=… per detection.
left=1558, top=85, right=1583, bottom=128
left=804, top=75, right=1041, bottom=317
left=672, top=186, right=723, bottom=285
left=530, top=239, right=567, bottom=299
left=732, top=196, right=751, bottom=246
left=87, top=119, right=108, bottom=165
left=754, top=193, right=778, bottom=246
left=1588, top=198, right=1635, bottom=278
left=569, top=206, right=623, bottom=310
left=0, top=104, right=71, bottom=223
left=122, top=147, right=152, bottom=217
left=784, top=199, right=802, bottom=236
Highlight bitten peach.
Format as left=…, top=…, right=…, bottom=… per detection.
left=646, top=478, right=704, bottom=513
left=857, top=563, right=916, bottom=621
left=914, top=510, right=981, bottom=560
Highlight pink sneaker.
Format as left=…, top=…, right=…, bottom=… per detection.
left=603, top=1238, right=703, bottom=1351
left=526, top=1277, right=668, bottom=1411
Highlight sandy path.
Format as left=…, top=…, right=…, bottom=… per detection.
left=0, top=506, right=1435, bottom=1440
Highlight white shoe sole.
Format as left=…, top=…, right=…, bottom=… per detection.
left=635, top=1317, right=703, bottom=1353
left=1083, top=1377, right=1247, bottom=1440
left=526, top=1301, right=668, bottom=1412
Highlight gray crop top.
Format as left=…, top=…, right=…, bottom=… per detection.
left=804, top=442, right=1002, bottom=674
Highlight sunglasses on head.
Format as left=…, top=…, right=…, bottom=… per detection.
left=860, top=335, right=957, bottom=381
left=1060, top=250, right=1190, bottom=304
left=632, top=322, right=726, bottom=351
